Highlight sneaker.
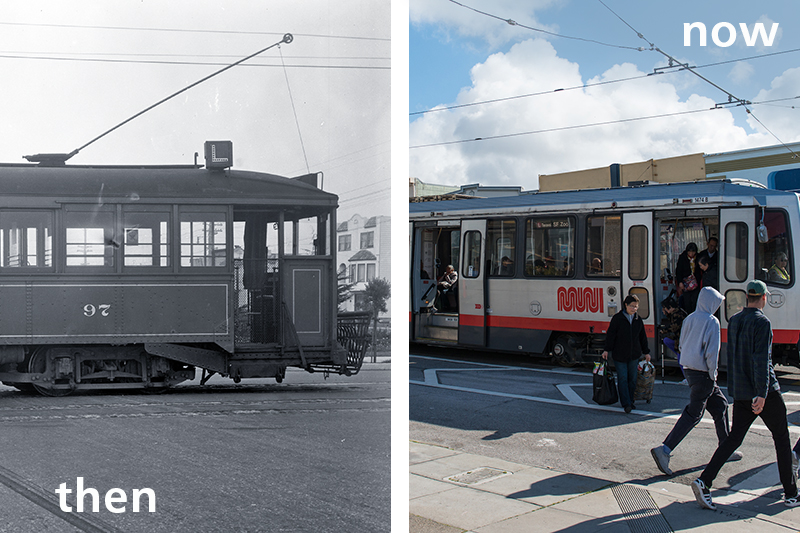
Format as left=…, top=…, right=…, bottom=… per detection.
left=692, top=479, right=716, bottom=510
left=786, top=494, right=800, bottom=508
left=624, top=405, right=632, bottom=413
left=678, top=379, right=688, bottom=386
left=726, top=451, right=743, bottom=462
left=651, top=446, right=673, bottom=476
left=793, top=451, right=800, bottom=485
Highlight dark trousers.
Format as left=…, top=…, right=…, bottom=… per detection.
left=663, top=368, right=730, bottom=451
left=614, top=358, right=639, bottom=408
left=699, top=389, right=796, bottom=498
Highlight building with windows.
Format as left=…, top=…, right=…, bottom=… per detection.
left=337, top=213, right=390, bottom=316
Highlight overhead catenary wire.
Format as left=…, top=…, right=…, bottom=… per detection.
left=410, top=107, right=720, bottom=149
left=447, top=0, right=643, bottom=51
left=0, top=53, right=389, bottom=70
left=410, top=47, right=800, bottom=117
left=0, top=21, right=389, bottom=42
left=28, top=34, right=294, bottom=163
left=596, top=0, right=799, bottom=158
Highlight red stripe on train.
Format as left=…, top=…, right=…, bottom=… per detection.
left=458, top=314, right=798, bottom=343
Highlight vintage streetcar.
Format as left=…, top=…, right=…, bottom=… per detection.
left=0, top=141, right=369, bottom=395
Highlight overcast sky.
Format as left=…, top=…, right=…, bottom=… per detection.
left=1, top=1, right=390, bottom=221
left=409, top=0, right=800, bottom=189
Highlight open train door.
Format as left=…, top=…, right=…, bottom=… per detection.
left=622, top=212, right=656, bottom=354
left=458, top=219, right=487, bottom=346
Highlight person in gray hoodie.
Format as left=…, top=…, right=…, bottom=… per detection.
left=651, top=287, right=742, bottom=475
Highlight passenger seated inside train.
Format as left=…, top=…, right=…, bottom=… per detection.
left=768, top=252, right=791, bottom=284
left=435, top=264, right=458, bottom=312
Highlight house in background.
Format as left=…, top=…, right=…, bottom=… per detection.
left=337, top=213, right=391, bottom=317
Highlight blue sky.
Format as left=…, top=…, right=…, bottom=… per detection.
left=409, top=0, right=799, bottom=188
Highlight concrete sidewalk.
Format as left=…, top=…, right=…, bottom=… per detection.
left=410, top=441, right=800, bottom=532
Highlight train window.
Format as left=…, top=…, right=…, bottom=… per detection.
left=628, top=225, right=648, bottom=281
left=629, top=288, right=649, bottom=319
left=524, top=217, right=575, bottom=277
left=586, top=215, right=621, bottom=277
left=724, top=289, right=747, bottom=321
left=0, top=211, right=53, bottom=268
left=65, top=210, right=115, bottom=268
left=123, top=211, right=170, bottom=268
left=285, top=215, right=329, bottom=256
left=180, top=212, right=227, bottom=267
left=756, top=209, right=792, bottom=286
left=463, top=231, right=481, bottom=278
left=487, top=219, right=516, bottom=276
left=724, top=222, right=748, bottom=282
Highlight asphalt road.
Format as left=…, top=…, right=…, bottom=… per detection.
left=0, top=363, right=391, bottom=533
left=410, top=350, right=800, bottom=491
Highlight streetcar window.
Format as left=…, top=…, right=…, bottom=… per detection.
left=756, top=209, right=792, bottom=286
left=65, top=210, right=115, bottom=267
left=180, top=212, right=227, bottom=267
left=724, top=222, right=748, bottom=282
left=0, top=211, right=53, bottom=268
left=629, top=288, right=650, bottom=319
left=724, top=289, right=747, bottom=321
left=487, top=219, right=516, bottom=277
left=586, top=215, right=621, bottom=277
left=285, top=215, right=328, bottom=256
left=628, top=225, right=648, bottom=281
left=524, top=216, right=575, bottom=277
left=124, top=211, right=170, bottom=268
left=463, top=231, right=481, bottom=278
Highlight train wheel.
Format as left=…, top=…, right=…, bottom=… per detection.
left=551, top=335, right=579, bottom=367
left=28, top=348, right=73, bottom=397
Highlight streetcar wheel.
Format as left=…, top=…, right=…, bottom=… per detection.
left=551, top=335, right=579, bottom=367
left=28, top=348, right=73, bottom=397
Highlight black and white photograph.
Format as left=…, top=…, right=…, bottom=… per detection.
left=0, top=2, right=391, bottom=531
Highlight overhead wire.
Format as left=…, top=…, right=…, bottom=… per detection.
left=0, top=53, right=389, bottom=70
left=596, top=0, right=798, bottom=158
left=410, top=47, right=800, bottom=117
left=410, top=107, right=720, bottom=149
left=447, top=0, right=643, bottom=51
left=0, top=21, right=389, bottom=42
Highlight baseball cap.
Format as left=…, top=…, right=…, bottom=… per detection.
left=746, top=280, right=770, bottom=296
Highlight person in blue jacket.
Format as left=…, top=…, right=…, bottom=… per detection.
left=602, top=294, right=651, bottom=413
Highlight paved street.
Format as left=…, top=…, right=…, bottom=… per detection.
left=0, top=361, right=390, bottom=533
left=410, top=353, right=800, bottom=532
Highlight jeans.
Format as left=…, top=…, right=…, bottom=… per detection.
left=663, top=368, right=729, bottom=451
left=614, top=358, right=640, bottom=408
left=699, top=389, right=796, bottom=498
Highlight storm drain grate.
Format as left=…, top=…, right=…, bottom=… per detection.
left=447, top=467, right=509, bottom=485
left=611, top=484, right=673, bottom=533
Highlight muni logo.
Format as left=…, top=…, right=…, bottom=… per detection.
left=557, top=287, right=603, bottom=313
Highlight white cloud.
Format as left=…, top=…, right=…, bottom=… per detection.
left=747, top=67, right=800, bottom=141
left=728, top=61, right=755, bottom=84
left=409, top=0, right=558, bottom=49
left=410, top=38, right=775, bottom=189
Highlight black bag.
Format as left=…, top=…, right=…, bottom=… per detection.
left=592, top=361, right=618, bottom=405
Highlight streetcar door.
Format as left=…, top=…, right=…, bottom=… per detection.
left=459, top=219, right=487, bottom=346
left=622, top=212, right=656, bottom=347
left=411, top=223, right=437, bottom=314
left=719, top=207, right=755, bottom=324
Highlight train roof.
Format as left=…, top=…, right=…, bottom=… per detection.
left=409, top=179, right=797, bottom=216
left=0, top=163, right=338, bottom=210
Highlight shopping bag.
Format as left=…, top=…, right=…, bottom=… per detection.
left=634, top=361, right=655, bottom=403
left=592, top=361, right=618, bottom=405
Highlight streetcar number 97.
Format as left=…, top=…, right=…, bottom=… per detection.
left=84, top=304, right=111, bottom=317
